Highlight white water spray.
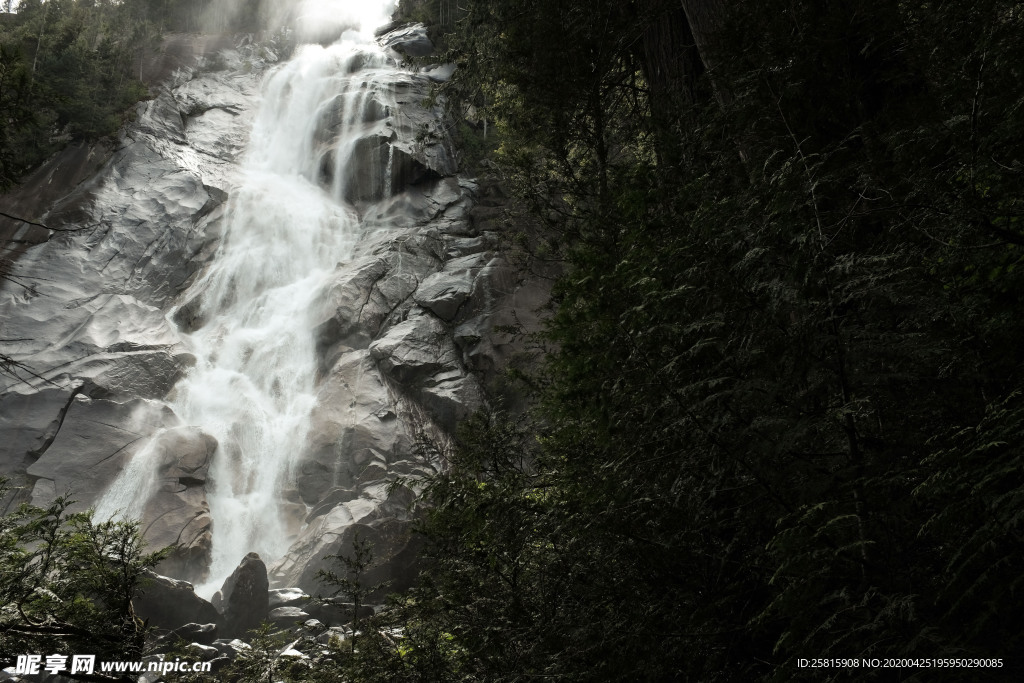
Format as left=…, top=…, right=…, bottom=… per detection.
left=93, top=430, right=166, bottom=523
left=97, top=0, right=405, bottom=597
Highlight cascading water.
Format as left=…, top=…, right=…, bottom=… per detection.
left=96, top=0, right=404, bottom=597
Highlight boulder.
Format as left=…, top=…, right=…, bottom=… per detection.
left=268, top=606, right=313, bottom=628
left=216, top=552, right=270, bottom=638
left=269, top=587, right=311, bottom=610
left=211, top=639, right=251, bottom=659
left=151, top=622, right=219, bottom=650
left=134, top=571, right=219, bottom=630
left=184, top=643, right=221, bottom=661
left=302, top=618, right=326, bottom=634
left=378, top=23, right=434, bottom=58
left=316, top=625, right=351, bottom=645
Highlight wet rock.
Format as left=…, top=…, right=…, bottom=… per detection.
left=308, top=51, right=457, bottom=204
left=298, top=349, right=411, bottom=506
left=270, top=514, right=422, bottom=599
left=329, top=136, right=440, bottom=204
left=0, top=43, right=256, bottom=414
left=0, top=293, right=185, bottom=396
left=0, top=387, right=81, bottom=497
left=424, top=63, right=456, bottom=83
left=370, top=310, right=459, bottom=384
left=369, top=309, right=484, bottom=431
left=74, top=350, right=193, bottom=400
left=311, top=231, right=444, bottom=374
left=455, top=259, right=552, bottom=393
left=413, top=255, right=487, bottom=321
left=135, top=88, right=187, bottom=144
left=174, top=74, right=250, bottom=117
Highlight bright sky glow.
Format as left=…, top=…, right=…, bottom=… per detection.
left=5, top=2, right=398, bottom=39
left=293, top=0, right=397, bottom=40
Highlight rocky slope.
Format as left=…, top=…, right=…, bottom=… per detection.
left=0, top=25, right=547, bottom=602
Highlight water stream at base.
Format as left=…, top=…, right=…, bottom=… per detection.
left=96, top=1, right=403, bottom=598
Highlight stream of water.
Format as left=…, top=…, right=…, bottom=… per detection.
left=96, top=0, right=401, bottom=598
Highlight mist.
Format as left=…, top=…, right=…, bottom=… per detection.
left=200, top=0, right=398, bottom=40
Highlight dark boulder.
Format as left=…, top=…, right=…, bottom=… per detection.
left=134, top=571, right=219, bottom=630
left=216, top=552, right=270, bottom=638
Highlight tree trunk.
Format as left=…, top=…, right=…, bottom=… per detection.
left=679, top=0, right=725, bottom=71
left=638, top=0, right=703, bottom=115
left=679, top=0, right=731, bottom=107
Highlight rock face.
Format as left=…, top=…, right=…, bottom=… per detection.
left=26, top=397, right=179, bottom=509
left=0, top=25, right=548, bottom=604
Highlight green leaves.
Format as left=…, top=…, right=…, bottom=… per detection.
left=0, top=481, right=167, bottom=666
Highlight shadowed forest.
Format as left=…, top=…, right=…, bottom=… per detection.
left=359, top=1, right=1024, bottom=680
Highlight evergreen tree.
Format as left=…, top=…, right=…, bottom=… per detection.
left=0, top=479, right=170, bottom=669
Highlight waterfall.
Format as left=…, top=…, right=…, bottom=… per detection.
left=96, top=1, right=403, bottom=598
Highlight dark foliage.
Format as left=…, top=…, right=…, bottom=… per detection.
left=0, top=479, right=170, bottom=671
left=347, top=1, right=1024, bottom=681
